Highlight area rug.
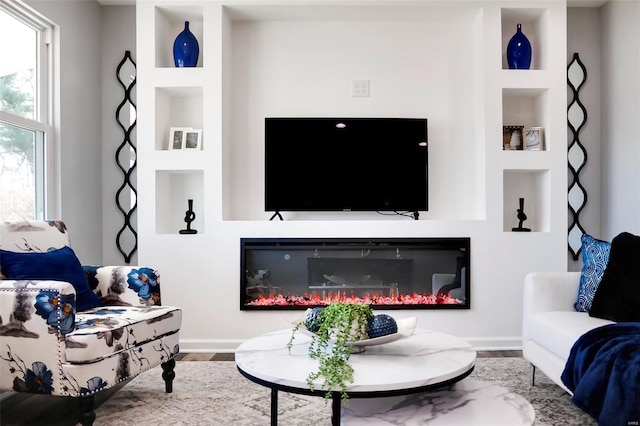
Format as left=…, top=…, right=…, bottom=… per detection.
left=95, top=358, right=595, bottom=426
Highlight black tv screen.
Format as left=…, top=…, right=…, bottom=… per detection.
left=265, top=117, right=428, bottom=213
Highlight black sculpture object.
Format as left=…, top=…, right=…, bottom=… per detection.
left=179, top=199, right=198, bottom=234
left=512, top=197, right=531, bottom=232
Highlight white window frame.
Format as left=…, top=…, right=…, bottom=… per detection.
left=0, top=0, right=58, bottom=219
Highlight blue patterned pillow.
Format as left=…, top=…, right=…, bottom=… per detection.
left=575, top=234, right=611, bottom=312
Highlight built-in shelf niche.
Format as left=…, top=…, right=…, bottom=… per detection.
left=155, top=170, right=204, bottom=234
left=503, top=169, right=550, bottom=233
left=154, top=87, right=203, bottom=150
left=154, top=5, right=204, bottom=69
left=501, top=8, right=548, bottom=70
left=502, top=88, right=549, bottom=151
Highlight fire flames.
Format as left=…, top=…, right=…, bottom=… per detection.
left=246, top=291, right=461, bottom=307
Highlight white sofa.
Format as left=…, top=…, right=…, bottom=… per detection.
left=522, top=271, right=614, bottom=393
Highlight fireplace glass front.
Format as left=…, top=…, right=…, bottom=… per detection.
left=240, top=238, right=470, bottom=310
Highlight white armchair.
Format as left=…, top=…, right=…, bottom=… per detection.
left=0, top=220, right=182, bottom=426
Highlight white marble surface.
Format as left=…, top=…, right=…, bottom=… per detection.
left=341, top=378, right=536, bottom=426
left=235, top=327, right=476, bottom=393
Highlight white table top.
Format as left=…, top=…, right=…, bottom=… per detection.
left=235, top=327, right=476, bottom=394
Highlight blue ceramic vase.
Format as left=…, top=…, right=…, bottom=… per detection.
left=506, top=24, right=532, bottom=70
left=173, top=21, right=199, bottom=67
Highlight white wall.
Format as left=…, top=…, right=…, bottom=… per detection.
left=26, top=0, right=640, bottom=351
left=25, top=0, right=103, bottom=264
left=25, top=1, right=137, bottom=265
left=600, top=0, right=640, bottom=238
left=135, top=2, right=570, bottom=352
left=228, top=13, right=481, bottom=222
left=559, top=2, right=640, bottom=264
left=100, top=6, right=137, bottom=265
left=566, top=8, right=602, bottom=270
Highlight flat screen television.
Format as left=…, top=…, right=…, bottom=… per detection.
left=265, top=117, right=428, bottom=214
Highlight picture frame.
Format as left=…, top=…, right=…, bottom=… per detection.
left=168, top=127, right=190, bottom=150
left=184, top=128, right=202, bottom=150
left=502, top=125, right=524, bottom=150
left=524, top=127, right=544, bottom=151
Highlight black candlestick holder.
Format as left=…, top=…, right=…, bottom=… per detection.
left=512, top=197, right=531, bottom=232
left=179, top=199, right=198, bottom=234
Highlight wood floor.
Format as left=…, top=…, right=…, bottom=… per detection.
left=0, top=350, right=522, bottom=425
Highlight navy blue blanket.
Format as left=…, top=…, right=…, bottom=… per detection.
left=561, top=323, right=640, bottom=426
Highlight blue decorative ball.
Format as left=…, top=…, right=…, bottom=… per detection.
left=368, top=314, right=398, bottom=338
left=305, top=307, right=325, bottom=333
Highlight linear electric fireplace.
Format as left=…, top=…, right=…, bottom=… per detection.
left=240, top=238, right=470, bottom=310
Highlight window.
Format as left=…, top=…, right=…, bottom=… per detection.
left=0, top=2, right=54, bottom=221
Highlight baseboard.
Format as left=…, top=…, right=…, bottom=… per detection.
left=179, top=338, right=240, bottom=353
left=465, top=336, right=523, bottom=351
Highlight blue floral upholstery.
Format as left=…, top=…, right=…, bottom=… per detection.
left=0, top=220, right=181, bottom=425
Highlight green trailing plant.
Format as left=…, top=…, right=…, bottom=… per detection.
left=287, top=302, right=374, bottom=401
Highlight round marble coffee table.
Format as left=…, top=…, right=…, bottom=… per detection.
left=235, top=327, right=477, bottom=426
left=341, top=378, right=535, bottom=425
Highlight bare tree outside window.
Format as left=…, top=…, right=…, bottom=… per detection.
left=0, top=6, right=51, bottom=220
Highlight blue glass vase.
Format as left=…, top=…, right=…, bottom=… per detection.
left=173, top=21, right=199, bottom=67
left=506, top=24, right=532, bottom=70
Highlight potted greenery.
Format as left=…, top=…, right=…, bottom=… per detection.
left=287, top=302, right=374, bottom=401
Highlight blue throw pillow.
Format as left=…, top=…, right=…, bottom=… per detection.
left=0, top=246, right=102, bottom=311
left=575, top=234, right=611, bottom=312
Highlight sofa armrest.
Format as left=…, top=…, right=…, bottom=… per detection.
left=524, top=272, right=581, bottom=314
left=0, top=280, right=74, bottom=384
left=522, top=271, right=581, bottom=342
left=83, top=265, right=162, bottom=307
